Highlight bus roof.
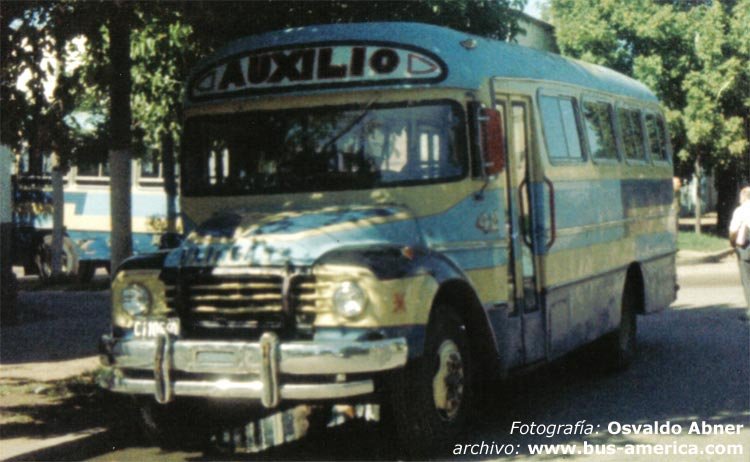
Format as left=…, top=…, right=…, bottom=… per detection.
left=186, top=22, right=658, bottom=106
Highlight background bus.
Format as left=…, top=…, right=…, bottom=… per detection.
left=12, top=152, right=176, bottom=281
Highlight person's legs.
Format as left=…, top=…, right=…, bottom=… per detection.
left=738, top=254, right=750, bottom=318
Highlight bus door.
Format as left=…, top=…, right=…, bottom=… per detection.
left=494, top=93, right=547, bottom=365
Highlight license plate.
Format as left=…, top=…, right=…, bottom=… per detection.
left=133, top=318, right=180, bottom=338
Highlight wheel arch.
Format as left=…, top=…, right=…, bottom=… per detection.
left=430, top=278, right=501, bottom=377
left=625, top=262, right=646, bottom=315
left=313, top=244, right=502, bottom=370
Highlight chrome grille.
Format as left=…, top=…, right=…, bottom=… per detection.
left=164, top=267, right=317, bottom=337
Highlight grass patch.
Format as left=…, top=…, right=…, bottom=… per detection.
left=678, top=231, right=730, bottom=252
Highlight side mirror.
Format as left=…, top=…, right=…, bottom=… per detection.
left=159, top=232, right=183, bottom=250
left=478, top=107, right=506, bottom=177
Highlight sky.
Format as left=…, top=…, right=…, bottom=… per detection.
left=524, top=0, right=544, bottom=19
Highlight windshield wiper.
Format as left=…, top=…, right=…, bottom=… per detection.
left=319, top=97, right=379, bottom=152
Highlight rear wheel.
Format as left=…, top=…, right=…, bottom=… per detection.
left=387, top=304, right=475, bottom=457
left=602, top=277, right=638, bottom=370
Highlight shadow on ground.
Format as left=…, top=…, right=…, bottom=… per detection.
left=0, top=377, right=109, bottom=440
left=0, top=290, right=110, bottom=364
left=66, top=304, right=749, bottom=461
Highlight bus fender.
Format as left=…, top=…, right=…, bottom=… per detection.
left=115, top=251, right=171, bottom=276
left=315, top=245, right=501, bottom=370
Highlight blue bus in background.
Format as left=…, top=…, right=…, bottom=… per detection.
left=12, top=153, right=175, bottom=281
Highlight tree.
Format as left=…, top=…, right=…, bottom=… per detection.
left=130, top=8, right=201, bottom=235
left=87, top=0, right=529, bottom=266
left=549, top=0, right=749, bottom=234
left=181, top=0, right=527, bottom=50
left=1, top=1, right=95, bottom=279
left=7, top=0, right=530, bottom=276
left=75, top=4, right=204, bottom=240
left=107, top=1, right=133, bottom=273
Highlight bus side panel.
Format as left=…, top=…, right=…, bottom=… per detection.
left=540, top=174, right=626, bottom=359
left=624, top=176, right=677, bottom=314
left=541, top=175, right=674, bottom=357
left=640, top=253, right=677, bottom=313
left=546, top=268, right=626, bottom=359
left=64, top=187, right=171, bottom=258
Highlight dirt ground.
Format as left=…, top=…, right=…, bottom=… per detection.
left=0, top=373, right=113, bottom=442
left=0, top=278, right=125, bottom=446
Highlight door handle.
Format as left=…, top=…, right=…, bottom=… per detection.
left=518, top=178, right=532, bottom=248
left=543, top=176, right=556, bottom=251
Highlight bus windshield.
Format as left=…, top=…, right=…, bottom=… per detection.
left=182, top=102, right=466, bottom=196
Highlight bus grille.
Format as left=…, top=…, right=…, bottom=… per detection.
left=163, top=267, right=318, bottom=339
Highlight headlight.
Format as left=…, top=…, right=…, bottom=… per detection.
left=121, top=283, right=151, bottom=316
left=332, top=281, right=367, bottom=319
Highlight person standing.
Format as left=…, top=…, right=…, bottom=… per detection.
left=729, top=186, right=750, bottom=315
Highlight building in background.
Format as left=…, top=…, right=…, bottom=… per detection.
left=514, top=11, right=558, bottom=53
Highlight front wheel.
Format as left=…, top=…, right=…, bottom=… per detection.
left=77, top=261, right=96, bottom=283
left=137, top=398, right=211, bottom=450
left=386, top=304, right=475, bottom=457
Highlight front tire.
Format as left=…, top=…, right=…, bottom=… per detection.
left=137, top=398, right=211, bottom=450
left=387, top=304, right=474, bottom=458
left=34, top=235, right=78, bottom=282
left=77, top=261, right=96, bottom=283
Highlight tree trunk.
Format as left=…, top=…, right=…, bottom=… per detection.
left=715, top=162, right=739, bottom=234
left=50, top=151, right=64, bottom=278
left=1, top=145, right=18, bottom=321
left=108, top=3, right=133, bottom=274
left=693, top=156, right=702, bottom=235
left=162, top=132, right=177, bottom=234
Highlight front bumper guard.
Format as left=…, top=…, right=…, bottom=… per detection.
left=99, top=332, right=408, bottom=408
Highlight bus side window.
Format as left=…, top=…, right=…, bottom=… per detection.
left=645, top=112, right=669, bottom=161
left=582, top=100, right=618, bottom=161
left=539, top=95, right=584, bottom=161
left=617, top=107, right=646, bottom=161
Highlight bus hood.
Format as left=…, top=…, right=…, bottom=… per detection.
left=165, top=205, right=422, bottom=268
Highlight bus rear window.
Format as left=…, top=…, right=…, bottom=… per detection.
left=645, top=113, right=669, bottom=161
left=182, top=102, right=466, bottom=196
left=617, top=108, right=646, bottom=161
left=582, top=101, right=618, bottom=160
left=539, top=95, right=583, bottom=161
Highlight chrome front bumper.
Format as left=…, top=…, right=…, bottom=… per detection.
left=99, top=332, right=408, bottom=408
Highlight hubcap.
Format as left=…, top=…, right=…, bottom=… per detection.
left=40, top=243, right=72, bottom=276
left=432, top=339, right=464, bottom=421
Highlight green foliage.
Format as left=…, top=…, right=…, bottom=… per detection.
left=4, top=0, right=528, bottom=169
left=130, top=8, right=201, bottom=159
left=550, top=0, right=749, bottom=182
left=71, top=5, right=200, bottom=162
left=181, top=1, right=526, bottom=48
left=1, top=1, right=113, bottom=166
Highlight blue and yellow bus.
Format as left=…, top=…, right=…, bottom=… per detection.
left=12, top=155, right=174, bottom=281
left=100, top=22, right=677, bottom=453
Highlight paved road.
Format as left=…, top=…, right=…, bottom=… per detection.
left=13, top=257, right=748, bottom=461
